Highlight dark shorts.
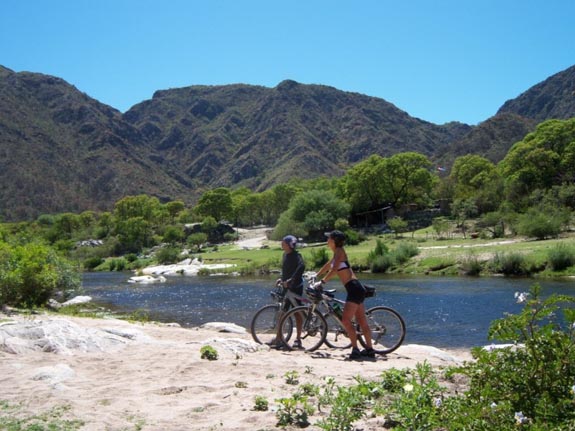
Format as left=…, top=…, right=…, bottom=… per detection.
left=344, top=279, right=366, bottom=305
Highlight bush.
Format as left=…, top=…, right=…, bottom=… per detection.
left=392, top=242, right=419, bottom=264
left=0, top=241, right=81, bottom=307
left=460, top=252, right=482, bottom=276
left=453, top=285, right=575, bottom=428
left=547, top=243, right=575, bottom=271
left=83, top=257, right=104, bottom=270
left=489, top=252, right=530, bottom=276
left=200, top=345, right=219, bottom=360
left=155, top=245, right=181, bottom=264
left=370, top=254, right=394, bottom=273
left=515, top=210, right=562, bottom=240
left=309, top=247, right=330, bottom=269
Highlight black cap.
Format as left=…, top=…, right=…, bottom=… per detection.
left=325, top=230, right=346, bottom=241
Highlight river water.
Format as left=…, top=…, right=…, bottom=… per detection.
left=81, top=272, right=575, bottom=349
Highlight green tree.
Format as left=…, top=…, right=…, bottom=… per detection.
left=499, top=118, right=575, bottom=210
left=289, top=190, right=350, bottom=237
left=339, top=155, right=386, bottom=213
left=114, top=195, right=162, bottom=223
left=194, top=188, right=233, bottom=221
left=381, top=152, right=435, bottom=209
left=387, top=216, right=408, bottom=238
left=450, top=155, right=502, bottom=214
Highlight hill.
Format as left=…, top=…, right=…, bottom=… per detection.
left=1, top=64, right=575, bottom=221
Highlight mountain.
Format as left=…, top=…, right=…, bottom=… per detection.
left=497, top=64, right=575, bottom=121
left=440, top=64, right=575, bottom=166
left=0, top=66, right=189, bottom=221
left=123, top=79, right=468, bottom=190
left=1, top=64, right=574, bottom=221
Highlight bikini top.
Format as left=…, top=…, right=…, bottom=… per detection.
left=331, top=258, right=351, bottom=271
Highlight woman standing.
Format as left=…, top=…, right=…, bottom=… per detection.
left=316, top=230, right=375, bottom=359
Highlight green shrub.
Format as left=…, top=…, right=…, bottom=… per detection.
left=392, top=242, right=419, bottom=264
left=370, top=254, right=394, bottom=273
left=83, top=257, right=104, bottom=270
left=200, top=345, right=218, bottom=360
left=0, top=241, right=81, bottom=307
left=155, top=245, right=181, bottom=264
left=547, top=243, right=575, bottom=271
left=310, top=247, right=330, bottom=269
left=515, top=210, right=562, bottom=239
left=452, top=284, right=575, bottom=428
left=253, top=395, right=269, bottom=411
left=460, top=252, right=482, bottom=276
left=489, top=252, right=530, bottom=276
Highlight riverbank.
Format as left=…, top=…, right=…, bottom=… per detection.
left=1, top=312, right=472, bottom=430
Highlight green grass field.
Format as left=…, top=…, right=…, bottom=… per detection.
left=198, top=228, right=575, bottom=277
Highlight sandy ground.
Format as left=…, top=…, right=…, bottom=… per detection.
left=0, top=312, right=473, bottom=431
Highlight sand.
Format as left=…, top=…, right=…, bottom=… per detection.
left=0, top=312, right=472, bottom=430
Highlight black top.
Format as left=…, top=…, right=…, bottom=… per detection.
left=282, top=250, right=305, bottom=292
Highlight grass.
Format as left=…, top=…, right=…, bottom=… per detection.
left=196, top=228, right=575, bottom=278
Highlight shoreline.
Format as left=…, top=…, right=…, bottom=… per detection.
left=1, top=312, right=473, bottom=430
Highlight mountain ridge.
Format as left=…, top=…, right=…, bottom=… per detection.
left=1, top=64, right=574, bottom=221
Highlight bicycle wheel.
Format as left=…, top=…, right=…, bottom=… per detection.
left=250, top=304, right=293, bottom=345
left=358, top=306, right=406, bottom=354
left=323, top=313, right=352, bottom=349
left=278, top=306, right=328, bottom=352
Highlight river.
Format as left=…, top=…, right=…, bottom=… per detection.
left=81, top=272, right=575, bottom=349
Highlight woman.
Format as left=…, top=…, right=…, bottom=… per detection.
left=316, top=230, right=375, bottom=359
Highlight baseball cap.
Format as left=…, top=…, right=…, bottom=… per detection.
left=325, top=230, right=346, bottom=241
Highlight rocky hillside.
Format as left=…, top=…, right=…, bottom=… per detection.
left=1, top=63, right=574, bottom=221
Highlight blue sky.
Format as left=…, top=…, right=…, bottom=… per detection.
left=2, top=1, right=574, bottom=125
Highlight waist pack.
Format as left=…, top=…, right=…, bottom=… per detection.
left=364, top=284, right=376, bottom=298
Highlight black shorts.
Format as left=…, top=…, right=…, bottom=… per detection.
left=344, top=279, right=366, bottom=305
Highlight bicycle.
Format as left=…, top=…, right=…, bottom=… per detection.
left=278, top=279, right=406, bottom=354
left=250, top=278, right=310, bottom=346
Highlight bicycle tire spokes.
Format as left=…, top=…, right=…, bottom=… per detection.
left=250, top=304, right=293, bottom=346
left=323, top=313, right=352, bottom=349
left=279, top=306, right=328, bottom=352
left=363, top=306, right=406, bottom=354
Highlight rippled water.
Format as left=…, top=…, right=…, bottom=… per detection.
left=82, top=272, right=575, bottom=348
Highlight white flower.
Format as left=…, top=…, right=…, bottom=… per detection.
left=433, top=397, right=442, bottom=408
left=403, top=383, right=414, bottom=392
left=514, top=291, right=528, bottom=304
left=490, top=402, right=497, bottom=409
left=515, top=411, right=529, bottom=424
left=571, top=384, right=575, bottom=395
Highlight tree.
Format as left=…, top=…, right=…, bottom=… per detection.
left=499, top=118, right=575, bottom=210
left=114, top=195, right=162, bottom=223
left=273, top=190, right=350, bottom=239
left=380, top=152, right=435, bottom=209
left=387, top=217, right=408, bottom=238
left=449, top=155, right=502, bottom=214
left=194, top=188, right=233, bottom=221
left=339, top=155, right=386, bottom=213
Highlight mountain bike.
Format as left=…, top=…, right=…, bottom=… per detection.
left=250, top=279, right=309, bottom=345
left=277, top=280, right=406, bottom=353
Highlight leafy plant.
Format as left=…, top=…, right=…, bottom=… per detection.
left=200, top=345, right=219, bottom=361
left=451, top=284, right=575, bottom=428
left=284, top=370, right=299, bottom=385
left=253, top=395, right=269, bottom=411
left=275, top=395, right=314, bottom=427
